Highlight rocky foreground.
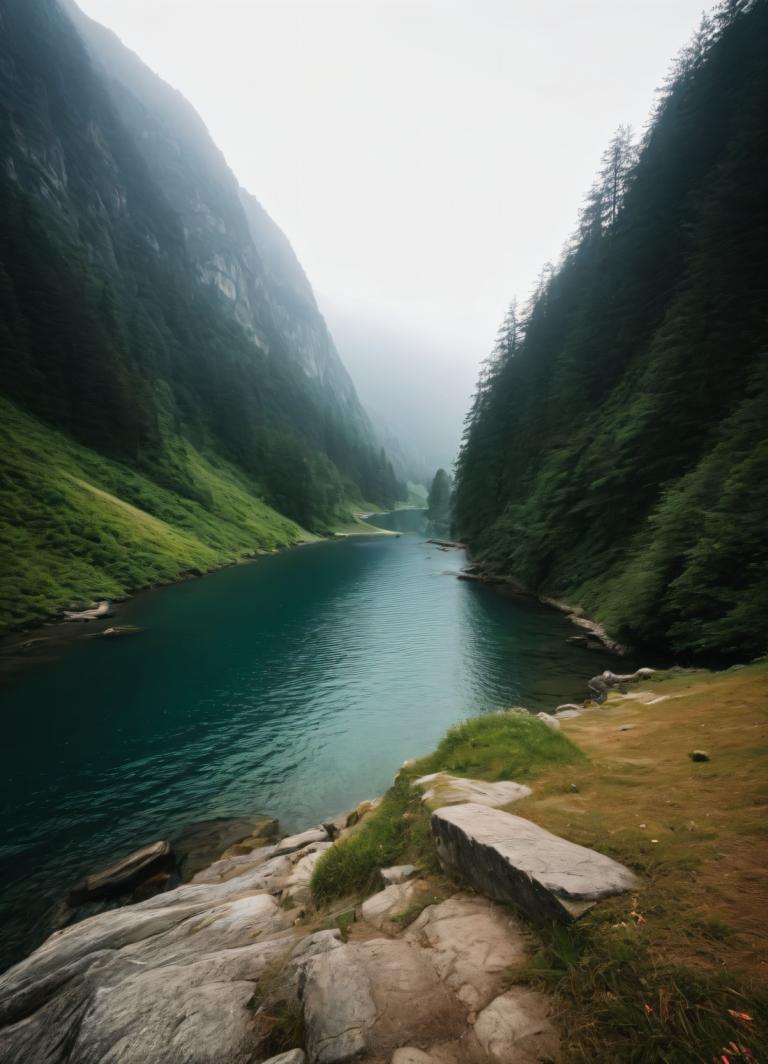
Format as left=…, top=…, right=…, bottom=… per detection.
left=0, top=755, right=639, bottom=1064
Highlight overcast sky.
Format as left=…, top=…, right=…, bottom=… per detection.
left=76, top=0, right=707, bottom=461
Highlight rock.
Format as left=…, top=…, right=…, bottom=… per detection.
left=432, top=803, right=639, bottom=922
left=99, top=625, right=143, bottom=638
left=322, top=810, right=355, bottom=839
left=132, top=870, right=172, bottom=901
left=554, top=709, right=581, bottom=719
left=469, top=987, right=560, bottom=1064
left=392, top=1050, right=439, bottom=1064
left=405, top=894, right=527, bottom=1011
left=171, top=816, right=279, bottom=878
left=587, top=668, right=655, bottom=704
left=66, top=840, right=174, bottom=905
left=273, top=827, right=330, bottom=857
left=535, top=712, right=560, bottom=730
left=555, top=703, right=583, bottom=713
left=262, top=1052, right=306, bottom=1064
left=689, top=750, right=711, bottom=762
left=301, top=939, right=463, bottom=1063
left=191, top=847, right=292, bottom=890
left=381, top=864, right=417, bottom=886
left=63, top=600, right=114, bottom=622
left=0, top=877, right=295, bottom=1063
left=360, top=881, right=422, bottom=930
left=618, top=724, right=636, bottom=732
left=414, top=773, right=531, bottom=810
left=281, top=845, right=332, bottom=907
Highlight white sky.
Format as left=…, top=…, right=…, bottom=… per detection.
left=76, top=0, right=707, bottom=458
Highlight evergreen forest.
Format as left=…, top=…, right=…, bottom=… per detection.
left=455, top=0, right=768, bottom=661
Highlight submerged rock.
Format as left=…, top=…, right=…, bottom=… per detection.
left=66, top=840, right=173, bottom=905
left=170, top=815, right=279, bottom=879
left=432, top=802, right=638, bottom=922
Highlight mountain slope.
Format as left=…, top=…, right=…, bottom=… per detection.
left=0, top=0, right=401, bottom=628
left=454, top=0, right=768, bottom=661
left=0, top=398, right=308, bottom=630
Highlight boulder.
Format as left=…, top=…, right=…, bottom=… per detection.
left=414, top=773, right=531, bottom=811
left=66, top=840, right=174, bottom=905
left=535, top=713, right=560, bottom=730
left=432, top=803, right=638, bottom=921
left=554, top=709, right=581, bottom=720
left=405, top=895, right=527, bottom=1011
left=360, top=881, right=422, bottom=930
left=381, top=864, right=417, bottom=886
left=469, top=987, right=560, bottom=1064
left=300, top=939, right=463, bottom=1063
left=262, top=1052, right=307, bottom=1064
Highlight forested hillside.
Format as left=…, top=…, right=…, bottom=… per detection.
left=455, top=0, right=768, bottom=661
left=0, top=0, right=402, bottom=629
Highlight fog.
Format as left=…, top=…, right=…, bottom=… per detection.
left=76, top=0, right=708, bottom=474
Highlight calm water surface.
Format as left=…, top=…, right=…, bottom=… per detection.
left=0, top=528, right=620, bottom=968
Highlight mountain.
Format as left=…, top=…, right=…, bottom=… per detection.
left=454, top=0, right=768, bottom=662
left=0, top=0, right=403, bottom=630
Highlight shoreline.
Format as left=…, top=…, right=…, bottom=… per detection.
left=457, top=557, right=630, bottom=655
left=0, top=519, right=398, bottom=680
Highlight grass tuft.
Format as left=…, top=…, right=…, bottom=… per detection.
left=312, top=713, right=584, bottom=905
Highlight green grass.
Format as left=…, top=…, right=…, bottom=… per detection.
left=311, top=773, right=436, bottom=904
left=409, top=712, right=586, bottom=782
left=0, top=397, right=311, bottom=630
left=511, top=912, right=767, bottom=1063
left=311, top=713, right=584, bottom=904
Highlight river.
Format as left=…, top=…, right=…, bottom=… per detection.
left=0, top=524, right=623, bottom=969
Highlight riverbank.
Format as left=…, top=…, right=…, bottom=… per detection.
left=0, top=518, right=401, bottom=680
left=306, top=660, right=768, bottom=1061
left=2, top=662, right=765, bottom=1062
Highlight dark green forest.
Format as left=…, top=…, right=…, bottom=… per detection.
left=0, top=0, right=404, bottom=626
left=455, top=0, right=768, bottom=661
left=0, top=0, right=402, bottom=526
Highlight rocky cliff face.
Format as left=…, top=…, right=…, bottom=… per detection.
left=0, top=0, right=401, bottom=534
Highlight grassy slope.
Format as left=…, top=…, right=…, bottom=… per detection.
left=0, top=397, right=311, bottom=630
left=311, top=665, right=768, bottom=1062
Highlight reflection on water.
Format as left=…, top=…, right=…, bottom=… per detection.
left=0, top=533, right=622, bottom=968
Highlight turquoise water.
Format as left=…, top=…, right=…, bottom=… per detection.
left=0, top=532, right=620, bottom=968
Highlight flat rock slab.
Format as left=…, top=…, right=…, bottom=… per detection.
left=262, top=1052, right=307, bottom=1064
left=432, top=803, right=638, bottom=921
left=415, top=773, right=531, bottom=811
left=405, top=894, right=528, bottom=1011
left=301, top=939, right=463, bottom=1063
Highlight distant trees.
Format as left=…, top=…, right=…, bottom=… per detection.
left=454, top=0, right=768, bottom=660
left=427, top=468, right=452, bottom=532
